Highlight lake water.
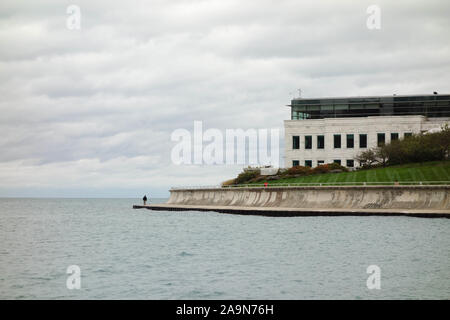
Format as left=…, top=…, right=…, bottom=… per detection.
left=0, top=198, right=449, bottom=299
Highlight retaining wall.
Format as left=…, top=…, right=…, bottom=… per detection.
left=167, top=186, right=450, bottom=210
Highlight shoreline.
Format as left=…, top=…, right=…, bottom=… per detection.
left=133, top=185, right=450, bottom=218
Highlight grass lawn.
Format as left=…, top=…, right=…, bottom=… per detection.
left=243, top=161, right=450, bottom=186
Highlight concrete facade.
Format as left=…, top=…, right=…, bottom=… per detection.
left=284, top=115, right=449, bottom=168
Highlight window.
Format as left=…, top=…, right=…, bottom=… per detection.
left=404, top=132, right=413, bottom=138
left=317, top=160, right=325, bottom=166
left=293, top=136, right=300, bottom=149
left=377, top=133, right=385, bottom=147
left=305, top=160, right=312, bottom=167
left=305, top=136, right=312, bottom=149
left=292, top=160, right=300, bottom=167
left=333, top=159, right=341, bottom=165
left=391, top=133, right=399, bottom=141
left=346, top=134, right=354, bottom=148
left=346, top=159, right=354, bottom=168
left=334, top=134, right=341, bottom=148
left=359, top=134, right=367, bottom=148
left=317, top=135, right=325, bottom=149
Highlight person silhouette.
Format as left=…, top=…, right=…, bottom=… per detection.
left=143, top=195, right=147, bottom=205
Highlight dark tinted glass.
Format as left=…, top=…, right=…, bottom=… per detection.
left=293, top=136, right=300, bottom=149
left=305, top=136, right=312, bottom=149
left=317, top=135, right=325, bottom=149
left=359, top=134, right=367, bottom=148
left=334, top=134, right=341, bottom=148
left=347, top=134, right=354, bottom=148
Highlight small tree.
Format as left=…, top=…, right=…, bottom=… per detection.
left=355, top=149, right=378, bottom=167
left=434, top=124, right=450, bottom=160
left=376, top=146, right=389, bottom=167
left=380, top=140, right=404, bottom=165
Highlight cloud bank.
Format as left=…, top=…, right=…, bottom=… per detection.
left=0, top=0, right=449, bottom=197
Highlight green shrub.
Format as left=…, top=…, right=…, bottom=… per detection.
left=311, top=164, right=330, bottom=174
left=327, top=162, right=348, bottom=172
left=286, top=165, right=311, bottom=176
left=234, top=170, right=260, bottom=184
left=373, top=125, right=450, bottom=166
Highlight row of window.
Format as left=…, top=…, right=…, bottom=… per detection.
left=292, top=159, right=355, bottom=168
left=292, top=132, right=412, bottom=150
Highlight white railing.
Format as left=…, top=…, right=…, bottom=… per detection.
left=171, top=185, right=222, bottom=190
left=170, top=181, right=450, bottom=190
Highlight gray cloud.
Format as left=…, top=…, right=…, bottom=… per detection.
left=0, top=0, right=449, bottom=197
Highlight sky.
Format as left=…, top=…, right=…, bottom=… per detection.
left=0, top=0, right=449, bottom=198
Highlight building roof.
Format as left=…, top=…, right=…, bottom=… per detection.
left=287, top=93, right=450, bottom=119
left=291, top=93, right=449, bottom=103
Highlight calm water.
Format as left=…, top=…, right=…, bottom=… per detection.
left=0, top=198, right=449, bottom=299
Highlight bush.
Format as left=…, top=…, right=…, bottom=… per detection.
left=327, top=162, right=348, bottom=172
left=356, top=125, right=450, bottom=166
left=286, top=165, right=311, bottom=176
left=234, top=169, right=260, bottom=184
left=378, top=140, right=404, bottom=165
left=311, top=164, right=330, bottom=174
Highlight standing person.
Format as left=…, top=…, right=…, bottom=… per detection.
left=143, top=195, right=147, bottom=205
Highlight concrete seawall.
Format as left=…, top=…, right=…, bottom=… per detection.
left=133, top=185, right=450, bottom=217
left=167, top=186, right=450, bottom=210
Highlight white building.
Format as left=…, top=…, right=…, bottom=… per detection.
left=284, top=94, right=450, bottom=168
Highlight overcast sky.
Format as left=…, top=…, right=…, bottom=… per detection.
left=0, top=0, right=449, bottom=198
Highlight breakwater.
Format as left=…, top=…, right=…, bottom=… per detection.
left=168, top=185, right=449, bottom=209
left=134, top=185, right=450, bottom=217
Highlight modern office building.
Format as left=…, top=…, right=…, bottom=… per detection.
left=284, top=93, right=450, bottom=168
